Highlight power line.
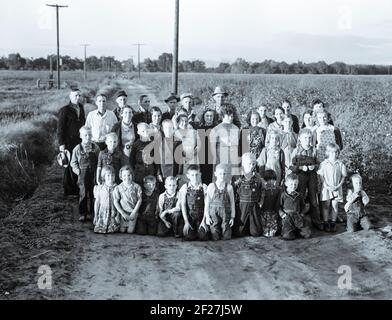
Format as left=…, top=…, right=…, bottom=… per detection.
left=46, top=4, right=68, bottom=89
left=132, top=43, right=147, bottom=79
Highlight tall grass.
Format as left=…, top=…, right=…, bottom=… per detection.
left=137, top=73, right=392, bottom=186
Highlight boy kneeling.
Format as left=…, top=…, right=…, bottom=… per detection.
left=279, top=173, right=311, bottom=240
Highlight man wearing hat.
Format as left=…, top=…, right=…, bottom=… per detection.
left=162, top=93, right=180, bottom=121
left=85, top=93, right=118, bottom=150
left=212, top=86, right=242, bottom=128
left=132, top=94, right=152, bottom=126
left=179, top=92, right=197, bottom=128
left=57, top=88, right=86, bottom=196
left=113, top=90, right=131, bottom=121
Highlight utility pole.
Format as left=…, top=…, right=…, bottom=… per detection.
left=46, top=4, right=68, bottom=89
left=172, top=0, right=180, bottom=95
left=81, top=44, right=90, bottom=81
left=132, top=43, right=146, bottom=79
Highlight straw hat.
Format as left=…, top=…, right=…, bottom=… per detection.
left=180, top=93, right=193, bottom=100
left=212, top=86, right=228, bottom=96
left=57, top=150, right=71, bottom=168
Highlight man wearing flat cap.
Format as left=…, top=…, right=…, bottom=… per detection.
left=162, top=93, right=180, bottom=121
left=113, top=90, right=132, bottom=121
left=211, top=86, right=242, bottom=128
left=57, top=88, right=86, bottom=196
left=179, top=92, right=197, bottom=128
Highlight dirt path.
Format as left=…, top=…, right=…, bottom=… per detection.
left=2, top=81, right=392, bottom=300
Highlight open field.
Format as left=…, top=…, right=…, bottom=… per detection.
left=0, top=71, right=391, bottom=300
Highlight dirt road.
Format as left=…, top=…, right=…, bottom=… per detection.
left=2, top=81, right=392, bottom=300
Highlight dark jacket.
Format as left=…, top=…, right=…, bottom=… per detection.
left=57, top=102, right=86, bottom=150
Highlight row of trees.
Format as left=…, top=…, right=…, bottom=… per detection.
left=1, top=53, right=392, bottom=75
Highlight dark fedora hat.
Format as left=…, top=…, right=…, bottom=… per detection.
left=164, top=93, right=180, bottom=103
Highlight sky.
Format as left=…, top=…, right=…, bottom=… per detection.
left=1, top=0, right=392, bottom=66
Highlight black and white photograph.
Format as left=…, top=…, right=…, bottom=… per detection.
left=1, top=0, right=392, bottom=305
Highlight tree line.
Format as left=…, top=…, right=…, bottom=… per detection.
left=1, top=52, right=392, bottom=75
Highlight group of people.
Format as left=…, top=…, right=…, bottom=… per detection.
left=56, top=86, right=371, bottom=241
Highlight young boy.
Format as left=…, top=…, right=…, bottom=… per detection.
left=135, top=175, right=160, bottom=236
left=205, top=164, right=236, bottom=241
left=178, top=165, right=209, bottom=241
left=159, top=119, right=181, bottom=180
left=157, top=176, right=183, bottom=237
left=113, top=166, right=143, bottom=233
left=279, top=173, right=311, bottom=240
left=290, top=128, right=324, bottom=230
left=344, top=174, right=371, bottom=232
left=97, top=132, right=123, bottom=185
left=130, top=122, right=162, bottom=186
left=70, top=126, right=100, bottom=222
left=234, top=153, right=264, bottom=237
left=260, top=170, right=281, bottom=237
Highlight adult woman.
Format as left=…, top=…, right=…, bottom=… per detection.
left=111, top=105, right=136, bottom=158
left=257, top=104, right=274, bottom=130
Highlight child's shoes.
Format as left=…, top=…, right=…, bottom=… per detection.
left=323, top=222, right=330, bottom=232
left=330, top=222, right=337, bottom=233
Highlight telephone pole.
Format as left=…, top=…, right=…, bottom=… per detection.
left=81, top=44, right=90, bottom=80
left=132, top=43, right=146, bottom=79
left=172, top=0, right=180, bottom=95
left=46, top=4, right=68, bottom=89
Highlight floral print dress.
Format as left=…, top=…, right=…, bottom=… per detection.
left=94, top=183, right=120, bottom=234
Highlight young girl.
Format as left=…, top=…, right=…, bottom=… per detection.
left=205, top=164, right=236, bottom=241
left=209, top=103, right=241, bottom=179
left=257, top=104, right=274, bottom=130
left=93, top=165, right=120, bottom=234
left=314, top=111, right=343, bottom=161
left=149, top=106, right=163, bottom=138
left=97, top=132, right=123, bottom=185
left=267, top=107, right=285, bottom=136
left=281, top=115, right=297, bottom=175
left=241, top=109, right=266, bottom=159
left=260, top=170, right=281, bottom=237
left=197, top=108, right=219, bottom=184
left=301, top=110, right=317, bottom=132
left=317, top=143, right=347, bottom=232
left=113, top=166, right=143, bottom=234
left=257, top=130, right=285, bottom=186
left=344, top=174, right=371, bottom=232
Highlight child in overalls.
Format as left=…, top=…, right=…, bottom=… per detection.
left=290, top=128, right=324, bottom=230
left=344, top=174, right=371, bottom=232
left=157, top=176, right=182, bottom=237
left=179, top=165, right=208, bottom=241
left=97, top=132, right=123, bottom=185
left=205, top=164, right=236, bottom=241
left=260, top=170, right=281, bottom=237
left=279, top=173, right=311, bottom=240
left=136, top=175, right=160, bottom=235
left=70, top=126, right=100, bottom=222
left=234, top=153, right=264, bottom=237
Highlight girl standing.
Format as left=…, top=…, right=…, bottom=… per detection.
left=257, top=130, right=285, bottom=186
left=317, top=143, right=347, bottom=232
left=241, top=109, right=266, bottom=159
left=93, top=165, right=120, bottom=234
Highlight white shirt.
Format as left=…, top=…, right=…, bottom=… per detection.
left=85, top=109, right=118, bottom=143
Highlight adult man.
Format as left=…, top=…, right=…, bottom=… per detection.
left=85, top=93, right=118, bottom=150
left=132, top=94, right=151, bottom=126
left=162, top=93, right=180, bottom=121
left=113, top=90, right=131, bottom=121
left=57, top=88, right=86, bottom=196
left=211, top=86, right=242, bottom=128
